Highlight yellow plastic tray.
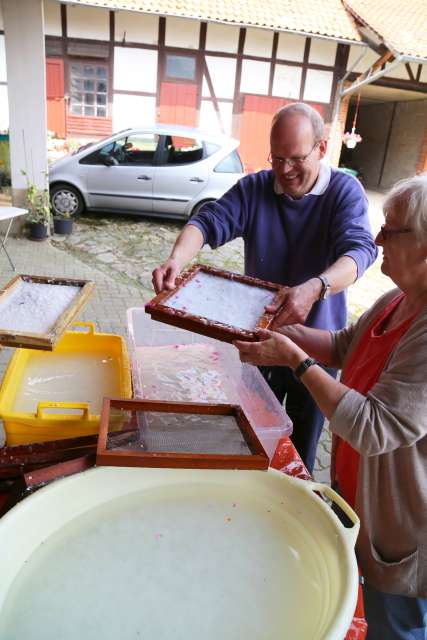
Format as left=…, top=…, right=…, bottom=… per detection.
left=0, top=322, right=132, bottom=445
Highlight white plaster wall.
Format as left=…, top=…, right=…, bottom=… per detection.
left=277, top=32, right=306, bottom=62
left=0, top=4, right=3, bottom=30
left=205, top=22, right=239, bottom=54
left=384, top=63, right=413, bottom=80
left=309, top=38, right=337, bottom=67
left=421, top=65, right=427, bottom=82
left=0, top=85, right=8, bottom=131
left=165, top=17, right=199, bottom=49
left=113, top=94, right=156, bottom=130
left=202, top=56, right=236, bottom=99
left=244, top=27, right=273, bottom=58
left=303, top=69, right=333, bottom=103
left=115, top=11, right=158, bottom=45
left=43, top=0, right=61, bottom=37
left=114, top=47, right=157, bottom=93
left=67, top=5, right=109, bottom=41
left=240, top=60, right=270, bottom=95
left=347, top=46, right=376, bottom=72
left=272, top=64, right=302, bottom=99
left=0, top=34, right=6, bottom=81
left=199, top=99, right=233, bottom=136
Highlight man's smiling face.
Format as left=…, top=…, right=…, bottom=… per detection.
left=270, top=114, right=326, bottom=199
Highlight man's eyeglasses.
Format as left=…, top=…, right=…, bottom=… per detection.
left=267, top=141, right=320, bottom=169
left=379, top=225, right=413, bottom=241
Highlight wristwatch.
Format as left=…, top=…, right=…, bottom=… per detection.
left=316, top=275, right=331, bottom=301
left=293, top=357, right=317, bottom=379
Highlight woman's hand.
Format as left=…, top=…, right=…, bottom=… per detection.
left=233, top=329, right=307, bottom=368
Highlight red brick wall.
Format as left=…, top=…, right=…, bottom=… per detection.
left=328, top=91, right=350, bottom=168
left=416, top=120, right=427, bottom=174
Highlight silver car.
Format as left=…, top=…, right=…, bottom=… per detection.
left=49, top=124, right=244, bottom=219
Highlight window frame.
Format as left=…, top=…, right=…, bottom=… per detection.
left=68, top=59, right=109, bottom=119
left=79, top=132, right=162, bottom=167
left=156, top=134, right=209, bottom=167
left=162, top=50, right=198, bottom=84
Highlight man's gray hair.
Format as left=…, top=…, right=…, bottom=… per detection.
left=383, top=173, right=427, bottom=243
left=271, top=103, right=325, bottom=141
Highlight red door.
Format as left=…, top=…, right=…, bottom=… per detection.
left=238, top=96, right=327, bottom=174
left=239, top=95, right=285, bottom=173
left=158, top=82, right=198, bottom=127
left=46, top=58, right=66, bottom=138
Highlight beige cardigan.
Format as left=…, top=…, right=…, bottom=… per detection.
left=330, top=288, right=427, bottom=597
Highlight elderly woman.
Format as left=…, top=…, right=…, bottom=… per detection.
left=234, top=174, right=427, bottom=639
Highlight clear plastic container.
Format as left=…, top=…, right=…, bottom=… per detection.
left=127, top=309, right=292, bottom=460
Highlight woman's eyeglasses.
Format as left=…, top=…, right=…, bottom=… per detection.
left=267, top=142, right=320, bottom=169
left=379, top=225, right=413, bottom=241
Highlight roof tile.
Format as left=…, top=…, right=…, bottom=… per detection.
left=67, top=0, right=363, bottom=42
left=344, top=0, right=427, bottom=59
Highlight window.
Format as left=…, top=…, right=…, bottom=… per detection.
left=214, top=151, right=243, bottom=174
left=80, top=133, right=159, bottom=166
left=69, top=62, right=108, bottom=117
left=160, top=136, right=203, bottom=165
left=205, top=142, right=221, bottom=157
left=165, top=54, right=196, bottom=81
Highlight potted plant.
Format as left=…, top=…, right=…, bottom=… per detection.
left=23, top=171, right=52, bottom=241
left=53, top=210, right=74, bottom=235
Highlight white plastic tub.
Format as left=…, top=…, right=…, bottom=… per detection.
left=0, top=467, right=359, bottom=639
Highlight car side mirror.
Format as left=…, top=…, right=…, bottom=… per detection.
left=103, top=155, right=119, bottom=167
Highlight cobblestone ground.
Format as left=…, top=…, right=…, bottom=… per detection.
left=49, top=190, right=390, bottom=482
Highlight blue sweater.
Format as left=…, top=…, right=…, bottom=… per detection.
left=189, top=169, right=377, bottom=331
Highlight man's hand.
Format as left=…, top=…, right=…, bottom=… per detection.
left=152, top=257, right=182, bottom=294
left=151, top=225, right=205, bottom=294
left=266, top=280, right=321, bottom=328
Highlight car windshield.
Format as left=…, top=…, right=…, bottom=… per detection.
left=71, top=129, right=133, bottom=155
left=72, top=142, right=94, bottom=155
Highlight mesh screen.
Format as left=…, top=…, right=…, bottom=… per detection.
left=107, top=410, right=252, bottom=455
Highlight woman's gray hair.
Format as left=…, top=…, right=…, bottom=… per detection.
left=271, top=103, right=325, bottom=141
left=383, top=173, right=427, bottom=243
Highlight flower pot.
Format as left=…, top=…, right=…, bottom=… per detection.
left=28, top=222, right=49, bottom=241
left=53, top=217, right=74, bottom=235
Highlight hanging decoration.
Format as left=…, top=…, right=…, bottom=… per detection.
left=342, top=91, right=363, bottom=149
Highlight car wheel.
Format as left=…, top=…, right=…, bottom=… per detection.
left=190, top=200, right=214, bottom=218
left=50, top=184, right=84, bottom=217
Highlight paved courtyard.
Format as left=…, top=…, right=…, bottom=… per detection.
left=0, top=190, right=390, bottom=481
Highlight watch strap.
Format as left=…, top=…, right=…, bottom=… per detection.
left=294, top=357, right=317, bottom=379
left=316, top=275, right=331, bottom=300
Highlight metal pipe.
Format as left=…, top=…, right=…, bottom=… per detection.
left=340, top=55, right=405, bottom=96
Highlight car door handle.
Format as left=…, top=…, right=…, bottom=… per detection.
left=137, top=175, right=152, bottom=180
left=189, top=177, right=204, bottom=183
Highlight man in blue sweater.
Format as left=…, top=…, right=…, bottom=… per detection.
left=152, top=102, right=377, bottom=473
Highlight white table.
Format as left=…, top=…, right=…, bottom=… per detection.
left=0, top=207, right=28, bottom=270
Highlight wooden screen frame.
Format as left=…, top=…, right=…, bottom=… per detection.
left=0, top=274, right=95, bottom=350
left=96, top=398, right=269, bottom=470
left=145, top=264, right=282, bottom=343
